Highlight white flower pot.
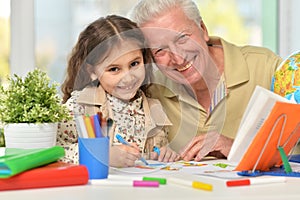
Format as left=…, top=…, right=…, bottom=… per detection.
left=4, top=123, right=58, bottom=149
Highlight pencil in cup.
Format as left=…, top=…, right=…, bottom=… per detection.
left=93, top=114, right=103, bottom=138
left=75, top=115, right=89, bottom=138
left=75, top=114, right=109, bottom=138
left=97, top=112, right=114, bottom=137
left=83, top=115, right=95, bottom=138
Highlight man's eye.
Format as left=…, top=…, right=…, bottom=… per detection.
left=153, top=48, right=167, bottom=57
left=176, top=34, right=189, bottom=44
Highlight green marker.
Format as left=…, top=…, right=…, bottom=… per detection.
left=143, top=177, right=167, bottom=185
left=278, top=146, right=292, bottom=173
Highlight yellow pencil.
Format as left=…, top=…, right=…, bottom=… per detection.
left=83, top=115, right=95, bottom=138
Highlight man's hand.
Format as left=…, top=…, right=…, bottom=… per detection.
left=179, top=131, right=234, bottom=161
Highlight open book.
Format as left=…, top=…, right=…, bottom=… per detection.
left=227, top=86, right=293, bottom=164
left=228, top=51, right=300, bottom=172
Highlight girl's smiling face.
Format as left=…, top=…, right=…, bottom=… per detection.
left=92, top=41, right=145, bottom=102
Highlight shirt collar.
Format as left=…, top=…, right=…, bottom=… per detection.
left=216, top=36, right=249, bottom=87
left=76, top=85, right=106, bottom=106
left=106, top=90, right=144, bottom=115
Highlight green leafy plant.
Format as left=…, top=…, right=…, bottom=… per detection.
left=0, top=68, right=71, bottom=123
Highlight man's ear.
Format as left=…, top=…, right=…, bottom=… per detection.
left=86, top=63, right=98, bottom=80
left=200, top=21, right=210, bottom=42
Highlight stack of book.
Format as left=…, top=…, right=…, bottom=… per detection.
left=0, top=146, right=89, bottom=191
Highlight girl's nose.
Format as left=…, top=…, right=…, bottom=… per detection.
left=121, top=71, right=135, bottom=84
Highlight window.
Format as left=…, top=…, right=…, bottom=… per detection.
left=198, top=0, right=263, bottom=46
left=0, top=0, right=10, bottom=84
left=4, top=0, right=293, bottom=88
left=35, top=0, right=140, bottom=85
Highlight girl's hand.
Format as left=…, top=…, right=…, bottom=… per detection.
left=150, top=146, right=180, bottom=162
left=109, top=143, right=140, bottom=167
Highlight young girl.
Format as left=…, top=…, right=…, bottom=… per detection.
left=57, top=15, right=180, bottom=167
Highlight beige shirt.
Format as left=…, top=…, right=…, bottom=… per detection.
left=148, top=36, right=282, bottom=152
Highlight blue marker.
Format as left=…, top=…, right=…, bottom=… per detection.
left=93, top=114, right=103, bottom=138
left=153, top=146, right=160, bottom=156
left=115, top=134, right=149, bottom=165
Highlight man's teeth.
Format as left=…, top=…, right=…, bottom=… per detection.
left=178, top=62, right=192, bottom=72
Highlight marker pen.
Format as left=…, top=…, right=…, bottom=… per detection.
left=168, top=177, right=213, bottom=191
left=226, top=177, right=286, bottom=187
left=133, top=180, right=159, bottom=187
left=143, top=176, right=167, bottom=184
left=90, top=179, right=159, bottom=188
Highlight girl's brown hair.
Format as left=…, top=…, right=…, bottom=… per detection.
left=61, top=15, right=153, bottom=103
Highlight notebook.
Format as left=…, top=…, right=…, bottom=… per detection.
left=0, top=146, right=65, bottom=178
left=0, top=161, right=89, bottom=191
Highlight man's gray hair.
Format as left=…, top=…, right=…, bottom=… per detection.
left=129, top=0, right=202, bottom=26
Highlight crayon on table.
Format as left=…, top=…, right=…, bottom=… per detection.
left=192, top=181, right=213, bottom=191
left=143, top=177, right=166, bottom=185
left=133, top=180, right=159, bottom=187
left=90, top=179, right=133, bottom=187
left=91, top=179, right=159, bottom=188
left=168, top=177, right=213, bottom=191
left=226, top=177, right=286, bottom=187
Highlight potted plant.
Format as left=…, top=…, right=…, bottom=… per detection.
left=0, top=68, right=71, bottom=149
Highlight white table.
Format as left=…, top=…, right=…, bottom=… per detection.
left=1, top=160, right=300, bottom=200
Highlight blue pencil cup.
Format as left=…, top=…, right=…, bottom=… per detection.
left=78, top=137, right=109, bottom=179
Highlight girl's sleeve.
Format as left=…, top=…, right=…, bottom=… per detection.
left=56, top=120, right=79, bottom=164
left=56, top=91, right=84, bottom=164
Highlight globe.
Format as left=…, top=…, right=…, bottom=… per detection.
left=271, top=51, right=300, bottom=103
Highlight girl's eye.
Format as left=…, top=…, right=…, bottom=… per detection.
left=108, top=66, right=119, bottom=72
left=130, top=61, right=140, bottom=67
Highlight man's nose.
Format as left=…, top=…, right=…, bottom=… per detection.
left=168, top=43, right=185, bottom=65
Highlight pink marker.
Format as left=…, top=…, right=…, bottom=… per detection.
left=133, top=180, right=159, bottom=187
